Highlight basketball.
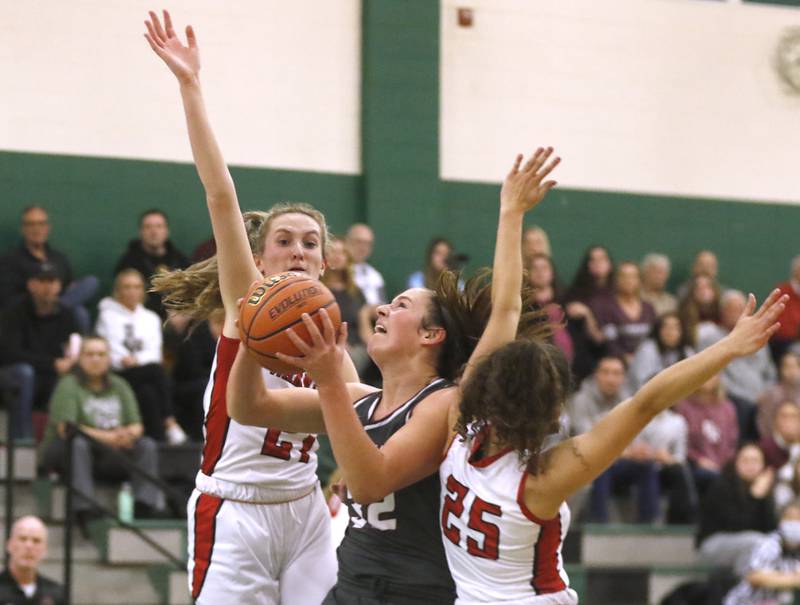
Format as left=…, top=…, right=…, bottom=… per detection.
left=238, top=272, right=341, bottom=375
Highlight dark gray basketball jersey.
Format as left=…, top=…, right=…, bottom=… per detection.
left=335, top=378, right=456, bottom=598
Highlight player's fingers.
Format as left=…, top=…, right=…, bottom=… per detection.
left=186, top=25, right=197, bottom=49
left=144, top=23, right=164, bottom=48
left=163, top=9, right=175, bottom=38
left=275, top=352, right=306, bottom=368
left=318, top=308, right=335, bottom=344
left=149, top=11, right=167, bottom=41
left=301, top=313, right=325, bottom=348
left=537, top=155, right=561, bottom=180
left=755, top=289, right=782, bottom=318
left=338, top=322, right=349, bottom=347
left=522, top=147, right=544, bottom=173
left=144, top=32, right=164, bottom=53
left=507, top=153, right=523, bottom=177
left=285, top=327, right=313, bottom=355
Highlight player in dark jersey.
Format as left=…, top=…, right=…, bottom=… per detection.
left=227, top=149, right=560, bottom=603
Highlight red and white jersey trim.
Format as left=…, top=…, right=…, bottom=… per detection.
left=195, top=335, right=319, bottom=503
left=440, top=429, right=577, bottom=604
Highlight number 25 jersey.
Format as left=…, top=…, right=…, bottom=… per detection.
left=440, top=428, right=578, bottom=604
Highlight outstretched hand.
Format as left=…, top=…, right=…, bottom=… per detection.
left=277, top=309, right=348, bottom=386
left=726, top=289, right=787, bottom=357
left=144, top=10, right=200, bottom=84
left=500, top=147, right=561, bottom=214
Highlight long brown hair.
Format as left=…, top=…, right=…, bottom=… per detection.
left=151, top=203, right=331, bottom=320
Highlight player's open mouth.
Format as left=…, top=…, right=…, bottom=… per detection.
left=374, top=324, right=387, bottom=334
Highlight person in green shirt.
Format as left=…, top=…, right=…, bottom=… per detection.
left=41, top=336, right=164, bottom=533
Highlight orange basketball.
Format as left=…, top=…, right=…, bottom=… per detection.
left=239, top=272, right=341, bottom=375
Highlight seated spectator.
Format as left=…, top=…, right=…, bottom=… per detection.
left=676, top=374, right=739, bottom=496
left=628, top=312, right=694, bottom=391
left=589, top=261, right=657, bottom=362
left=526, top=253, right=573, bottom=362
left=564, top=245, right=614, bottom=381
left=723, top=501, right=800, bottom=605
left=321, top=237, right=372, bottom=374
left=521, top=225, right=551, bottom=266
left=697, top=443, right=776, bottom=575
left=677, top=249, right=724, bottom=300
left=770, top=256, right=800, bottom=363
left=114, top=209, right=189, bottom=319
left=757, top=352, right=800, bottom=438
left=0, top=205, right=98, bottom=333
left=0, top=516, right=63, bottom=604
left=0, top=264, right=80, bottom=439
left=41, top=336, right=164, bottom=535
left=679, top=273, right=722, bottom=345
left=95, top=270, right=186, bottom=444
left=407, top=237, right=456, bottom=289
left=699, top=291, right=777, bottom=442
left=640, top=253, right=678, bottom=316
left=172, top=314, right=223, bottom=442
left=346, top=223, right=386, bottom=305
left=570, top=356, right=660, bottom=523
left=760, top=401, right=800, bottom=471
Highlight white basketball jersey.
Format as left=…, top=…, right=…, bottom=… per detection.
left=439, top=428, right=578, bottom=605
left=194, top=335, right=319, bottom=503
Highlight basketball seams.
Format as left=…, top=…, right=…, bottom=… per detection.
left=247, top=298, right=338, bottom=342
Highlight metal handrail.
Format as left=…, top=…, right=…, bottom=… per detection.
left=60, top=423, right=186, bottom=605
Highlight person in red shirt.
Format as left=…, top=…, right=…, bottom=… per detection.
left=771, top=256, right=800, bottom=362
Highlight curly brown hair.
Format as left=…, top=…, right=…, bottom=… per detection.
left=151, top=203, right=331, bottom=320
left=455, top=339, right=571, bottom=473
left=424, top=268, right=553, bottom=383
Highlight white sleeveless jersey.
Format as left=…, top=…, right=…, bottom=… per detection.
left=439, top=429, right=578, bottom=605
left=194, top=335, right=319, bottom=503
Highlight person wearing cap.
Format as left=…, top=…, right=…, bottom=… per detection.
left=0, top=205, right=98, bottom=333
left=0, top=264, right=81, bottom=439
left=0, top=516, right=64, bottom=605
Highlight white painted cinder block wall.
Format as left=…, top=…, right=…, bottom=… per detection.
left=1, top=0, right=361, bottom=175
left=440, top=0, right=800, bottom=204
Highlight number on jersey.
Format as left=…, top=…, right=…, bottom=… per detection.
left=261, top=429, right=315, bottom=463
left=348, top=492, right=397, bottom=531
left=441, top=474, right=502, bottom=560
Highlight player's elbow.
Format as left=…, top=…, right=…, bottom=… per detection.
left=349, top=484, right=386, bottom=505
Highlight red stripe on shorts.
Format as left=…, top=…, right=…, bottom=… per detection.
left=200, top=336, right=239, bottom=476
left=191, top=493, right=224, bottom=600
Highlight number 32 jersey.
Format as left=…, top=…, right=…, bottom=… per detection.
left=440, top=428, right=578, bottom=604
left=336, top=378, right=456, bottom=597
left=195, top=335, right=319, bottom=503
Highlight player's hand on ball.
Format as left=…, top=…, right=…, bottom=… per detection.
left=277, top=308, right=348, bottom=384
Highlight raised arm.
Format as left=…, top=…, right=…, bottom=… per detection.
left=528, top=290, right=788, bottom=518
left=460, top=148, right=560, bottom=385
left=144, top=11, right=259, bottom=331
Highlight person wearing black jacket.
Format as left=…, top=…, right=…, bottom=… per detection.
left=0, top=266, right=79, bottom=438
left=697, top=443, right=778, bottom=574
left=0, top=516, right=64, bottom=605
left=114, top=209, right=189, bottom=318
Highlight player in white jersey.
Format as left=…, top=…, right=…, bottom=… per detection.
left=143, top=11, right=358, bottom=604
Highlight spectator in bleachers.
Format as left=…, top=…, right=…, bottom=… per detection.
left=679, top=273, right=722, bottom=346
left=770, top=256, right=800, bottom=363
left=321, top=237, right=372, bottom=374
left=526, top=253, right=573, bottom=362
left=0, top=515, right=63, bottom=604
left=757, top=352, right=800, bottom=438
left=521, top=225, right=551, bottom=265
left=407, top=237, right=454, bottom=289
left=346, top=223, right=386, bottom=306
left=628, top=312, right=694, bottom=391
left=775, top=459, right=800, bottom=513
left=570, top=356, right=660, bottom=523
left=564, top=245, right=614, bottom=381
left=640, top=253, right=678, bottom=316
left=172, top=313, right=223, bottom=442
left=676, top=373, right=739, bottom=496
left=723, top=500, right=800, bottom=605
left=0, top=205, right=98, bottom=333
left=677, top=249, right=723, bottom=300
left=699, top=290, right=777, bottom=442
left=697, top=443, right=776, bottom=574
left=590, top=261, right=657, bottom=362
left=41, top=336, right=164, bottom=535
left=95, top=269, right=186, bottom=444
left=0, top=264, right=80, bottom=439
left=759, top=402, right=800, bottom=471
left=114, top=209, right=189, bottom=319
